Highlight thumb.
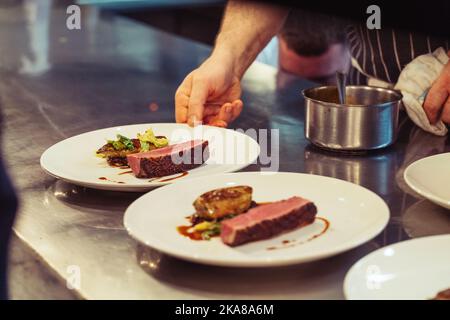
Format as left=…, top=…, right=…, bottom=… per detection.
left=188, top=78, right=209, bottom=126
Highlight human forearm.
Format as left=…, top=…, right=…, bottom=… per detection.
left=211, top=0, right=288, bottom=78
left=175, top=1, right=287, bottom=127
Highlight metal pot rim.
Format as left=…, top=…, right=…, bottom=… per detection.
left=301, top=85, right=403, bottom=109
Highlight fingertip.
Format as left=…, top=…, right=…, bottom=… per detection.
left=224, top=103, right=233, bottom=114
left=187, top=112, right=204, bottom=127
left=232, top=99, right=243, bottom=112
left=230, top=99, right=243, bottom=121
left=176, top=106, right=187, bottom=123
left=233, top=99, right=243, bottom=107
left=188, top=115, right=203, bottom=127
left=175, top=109, right=187, bottom=124
left=217, top=103, right=233, bottom=123
left=210, top=119, right=228, bottom=128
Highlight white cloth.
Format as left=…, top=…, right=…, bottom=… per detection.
left=394, top=47, right=449, bottom=136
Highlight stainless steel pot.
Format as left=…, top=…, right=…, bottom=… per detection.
left=302, top=85, right=403, bottom=151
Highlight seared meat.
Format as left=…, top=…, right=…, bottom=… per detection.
left=221, top=196, right=317, bottom=246
left=127, top=140, right=209, bottom=178
left=96, top=139, right=141, bottom=163
left=97, top=137, right=166, bottom=167
left=193, top=185, right=253, bottom=220
left=433, top=288, right=450, bottom=300
left=106, top=156, right=129, bottom=167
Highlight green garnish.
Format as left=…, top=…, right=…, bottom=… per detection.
left=107, top=134, right=134, bottom=151
left=140, top=140, right=150, bottom=151
left=100, top=128, right=168, bottom=154
left=138, top=129, right=168, bottom=148
left=107, top=140, right=126, bottom=151
left=200, top=222, right=221, bottom=240
left=117, top=134, right=135, bottom=150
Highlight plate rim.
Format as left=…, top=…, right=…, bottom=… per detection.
left=404, top=152, right=450, bottom=209
left=123, top=171, right=390, bottom=267
left=40, top=122, right=261, bottom=191
left=343, top=234, right=450, bottom=300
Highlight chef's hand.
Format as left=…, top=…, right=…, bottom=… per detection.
left=424, top=51, right=450, bottom=125
left=175, top=53, right=243, bottom=127
left=174, top=1, right=288, bottom=127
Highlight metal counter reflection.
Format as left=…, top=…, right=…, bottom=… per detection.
left=394, top=127, right=448, bottom=197
left=304, top=145, right=397, bottom=197
left=136, top=241, right=381, bottom=299
left=47, top=180, right=142, bottom=230
left=402, top=200, right=450, bottom=238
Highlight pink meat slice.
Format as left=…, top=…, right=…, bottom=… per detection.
left=127, top=139, right=209, bottom=178
left=221, top=196, right=317, bottom=246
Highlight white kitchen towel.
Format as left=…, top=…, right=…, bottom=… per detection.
left=395, top=47, right=449, bottom=136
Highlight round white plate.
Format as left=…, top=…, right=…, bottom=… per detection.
left=40, top=123, right=260, bottom=192
left=404, top=153, right=450, bottom=209
left=124, top=172, right=390, bottom=267
left=344, top=234, right=450, bottom=300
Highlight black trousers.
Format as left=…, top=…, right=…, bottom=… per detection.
left=0, top=155, right=18, bottom=300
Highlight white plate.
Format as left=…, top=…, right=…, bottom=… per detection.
left=124, top=172, right=390, bottom=267
left=40, top=123, right=260, bottom=192
left=404, top=153, right=450, bottom=209
left=344, top=235, right=450, bottom=300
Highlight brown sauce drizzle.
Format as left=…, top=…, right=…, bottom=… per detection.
left=98, top=177, right=125, bottom=184
left=309, top=217, right=330, bottom=240
left=177, top=213, right=221, bottom=241
left=177, top=226, right=204, bottom=241
left=266, top=217, right=330, bottom=251
left=158, top=171, right=188, bottom=182
left=118, top=170, right=133, bottom=175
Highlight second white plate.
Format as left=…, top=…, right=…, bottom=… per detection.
left=344, top=235, right=450, bottom=300
left=124, top=172, right=390, bottom=267
left=404, top=152, right=450, bottom=209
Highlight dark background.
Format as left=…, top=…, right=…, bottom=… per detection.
left=116, top=0, right=450, bottom=46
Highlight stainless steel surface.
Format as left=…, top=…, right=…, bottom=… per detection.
left=303, top=85, right=402, bottom=151
left=336, top=72, right=346, bottom=105
left=1, top=1, right=449, bottom=300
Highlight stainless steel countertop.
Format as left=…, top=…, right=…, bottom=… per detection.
left=1, top=2, right=449, bottom=299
